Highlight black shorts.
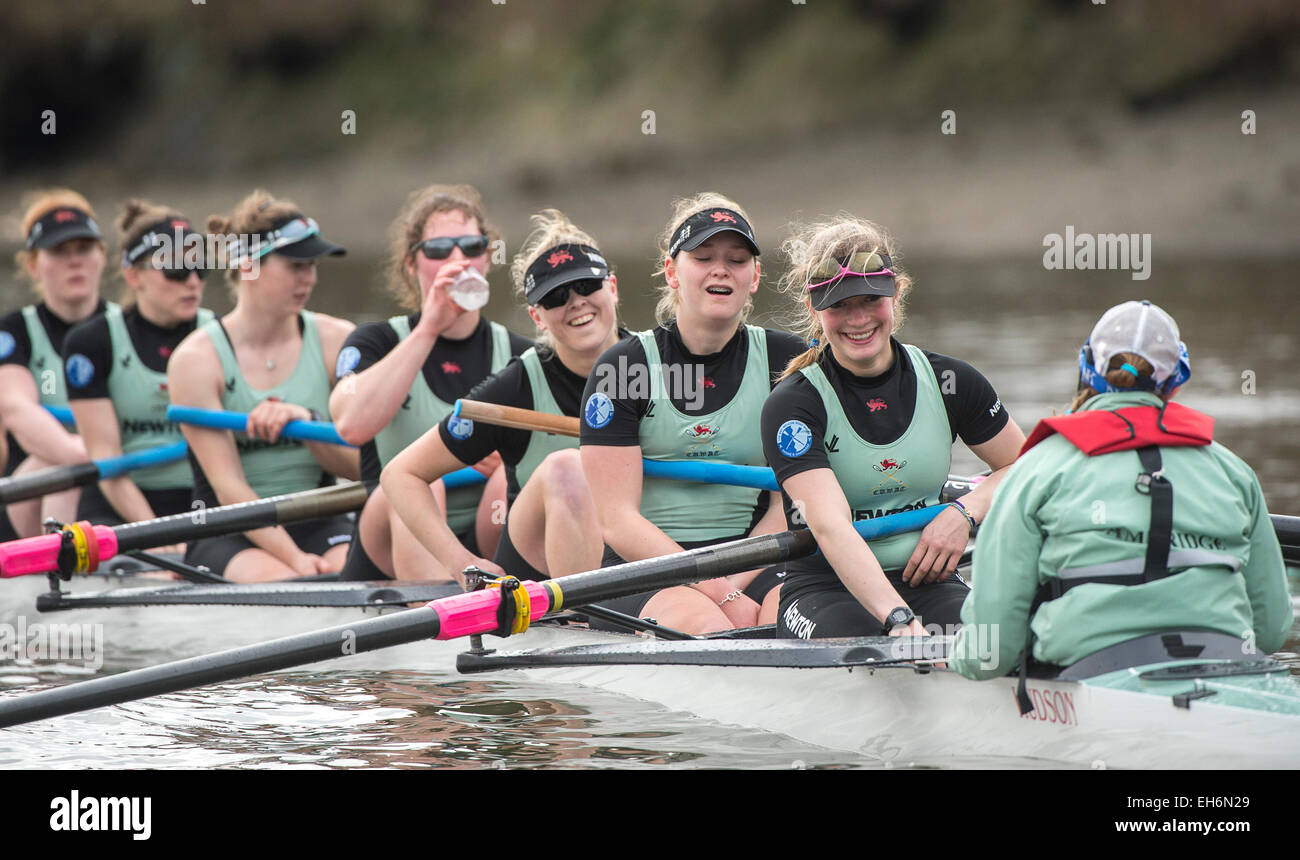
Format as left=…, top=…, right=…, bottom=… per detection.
left=586, top=538, right=783, bottom=632
left=75, top=486, right=193, bottom=527
left=184, top=514, right=354, bottom=576
left=492, top=515, right=548, bottom=582
left=776, top=567, right=970, bottom=639
left=338, top=518, right=481, bottom=581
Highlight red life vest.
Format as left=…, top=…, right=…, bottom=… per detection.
left=1020, top=401, right=1213, bottom=458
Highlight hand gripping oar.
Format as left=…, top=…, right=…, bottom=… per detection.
left=0, top=482, right=367, bottom=578
left=0, top=441, right=190, bottom=506
left=0, top=506, right=942, bottom=728
left=167, top=405, right=486, bottom=490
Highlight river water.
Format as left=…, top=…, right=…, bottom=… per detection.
left=1, top=256, right=1297, bottom=769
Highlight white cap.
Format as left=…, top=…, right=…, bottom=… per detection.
left=1088, top=300, right=1182, bottom=385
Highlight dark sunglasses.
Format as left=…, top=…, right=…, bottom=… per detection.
left=412, top=234, right=490, bottom=260
left=536, top=278, right=604, bottom=310
left=158, top=267, right=206, bottom=282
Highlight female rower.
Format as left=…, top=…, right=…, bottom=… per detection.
left=579, top=193, right=806, bottom=634
left=167, top=190, right=358, bottom=582
left=63, top=200, right=212, bottom=532
left=950, top=301, right=1291, bottom=685
left=331, top=184, right=530, bottom=582
left=0, top=190, right=111, bottom=539
left=759, top=216, right=1025, bottom=639
left=383, top=210, right=625, bottom=583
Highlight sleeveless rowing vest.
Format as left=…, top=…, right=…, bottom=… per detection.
left=512, top=347, right=578, bottom=490
left=202, top=311, right=333, bottom=498
left=23, top=302, right=119, bottom=408
left=637, top=325, right=769, bottom=543
left=374, top=316, right=511, bottom=535
left=104, top=305, right=214, bottom=489
left=799, top=344, right=952, bottom=571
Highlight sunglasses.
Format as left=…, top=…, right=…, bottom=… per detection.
left=808, top=251, right=894, bottom=290
left=536, top=278, right=604, bottom=310
left=412, top=234, right=490, bottom=260
left=157, top=267, right=206, bottom=283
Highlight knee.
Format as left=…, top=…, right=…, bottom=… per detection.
left=539, top=449, right=593, bottom=508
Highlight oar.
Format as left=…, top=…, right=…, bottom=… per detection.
left=0, top=481, right=367, bottom=578
left=167, top=405, right=486, bottom=490
left=0, top=441, right=190, bottom=506
left=44, top=405, right=75, bottom=426
left=0, top=506, right=939, bottom=728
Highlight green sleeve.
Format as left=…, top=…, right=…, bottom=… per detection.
left=1238, top=466, right=1293, bottom=654
left=950, top=453, right=1052, bottom=680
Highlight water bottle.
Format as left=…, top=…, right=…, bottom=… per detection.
left=448, top=267, right=490, bottom=311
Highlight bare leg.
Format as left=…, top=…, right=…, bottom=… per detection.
left=356, top=490, right=396, bottom=577
left=5, top=455, right=79, bottom=536
left=474, top=465, right=507, bottom=559
left=223, top=548, right=310, bottom=583
left=389, top=481, right=454, bottom=582
left=506, top=449, right=602, bottom=577
left=759, top=583, right=782, bottom=626
left=640, top=586, right=733, bottom=635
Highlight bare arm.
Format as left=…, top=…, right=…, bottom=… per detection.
left=167, top=332, right=309, bottom=566
left=381, top=424, right=501, bottom=584
left=783, top=468, right=925, bottom=635
left=69, top=397, right=157, bottom=523
left=0, top=365, right=86, bottom=464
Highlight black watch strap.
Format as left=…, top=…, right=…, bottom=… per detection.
left=882, top=606, right=915, bottom=633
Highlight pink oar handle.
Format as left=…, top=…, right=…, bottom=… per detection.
left=429, top=581, right=552, bottom=640
left=0, top=526, right=119, bottom=578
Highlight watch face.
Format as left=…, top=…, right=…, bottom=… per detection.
left=886, top=608, right=912, bottom=629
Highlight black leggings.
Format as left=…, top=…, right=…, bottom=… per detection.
left=776, top=570, right=969, bottom=639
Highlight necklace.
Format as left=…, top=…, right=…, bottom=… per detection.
left=266, top=358, right=276, bottom=370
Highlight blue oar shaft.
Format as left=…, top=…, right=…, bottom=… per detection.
left=44, top=405, right=75, bottom=426
left=94, top=441, right=190, bottom=479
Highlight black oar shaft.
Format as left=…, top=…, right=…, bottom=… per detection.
left=0, top=462, right=99, bottom=505
left=0, top=609, right=442, bottom=729
left=109, top=482, right=367, bottom=553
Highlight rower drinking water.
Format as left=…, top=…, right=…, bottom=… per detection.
left=383, top=210, right=627, bottom=583
left=63, top=200, right=213, bottom=536
left=950, top=301, right=1292, bottom=688
left=0, top=190, right=113, bottom=539
left=332, top=184, right=531, bottom=582
left=580, top=193, right=806, bottom=634
left=167, top=190, right=359, bottom=582
left=760, top=216, right=1025, bottom=639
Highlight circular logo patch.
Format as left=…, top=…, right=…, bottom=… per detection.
left=335, top=345, right=361, bottom=377
left=66, top=353, right=95, bottom=388
left=776, top=419, right=812, bottom=458
left=447, top=417, right=474, bottom=440
left=0, top=331, right=14, bottom=360
left=584, top=392, right=614, bottom=429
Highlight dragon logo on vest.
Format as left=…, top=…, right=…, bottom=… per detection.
left=871, top=458, right=909, bottom=496
left=683, top=422, right=721, bottom=457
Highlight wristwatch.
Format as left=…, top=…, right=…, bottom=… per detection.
left=882, top=606, right=915, bottom=633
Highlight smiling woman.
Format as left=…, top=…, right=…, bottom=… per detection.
left=578, top=192, right=807, bottom=634
left=165, top=189, right=359, bottom=582
left=760, top=215, right=1026, bottom=640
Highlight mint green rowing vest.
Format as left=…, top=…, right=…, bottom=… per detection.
left=799, top=344, right=952, bottom=570
left=374, top=316, right=511, bottom=535
left=104, top=304, right=214, bottom=490
left=637, top=325, right=770, bottom=543
left=23, top=302, right=119, bottom=408
left=512, top=347, right=578, bottom=490
left=202, top=311, right=333, bottom=498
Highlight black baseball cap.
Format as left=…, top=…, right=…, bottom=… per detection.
left=667, top=208, right=760, bottom=257
left=26, top=207, right=103, bottom=250
left=122, top=217, right=203, bottom=266
left=524, top=244, right=610, bottom=305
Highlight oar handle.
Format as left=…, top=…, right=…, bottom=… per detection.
left=0, top=524, right=119, bottom=578
left=0, top=461, right=99, bottom=505
left=44, top=405, right=75, bottom=426
left=95, top=440, right=190, bottom=479
left=167, top=405, right=350, bottom=446
left=454, top=399, right=579, bottom=437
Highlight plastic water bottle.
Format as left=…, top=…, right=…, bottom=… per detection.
left=448, top=267, right=490, bottom=311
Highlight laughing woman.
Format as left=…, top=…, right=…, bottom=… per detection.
left=760, top=216, right=1025, bottom=639
left=63, top=200, right=212, bottom=532
left=383, top=210, right=625, bottom=583
left=579, top=193, right=806, bottom=634
left=0, top=190, right=112, bottom=539
left=167, top=190, right=358, bottom=582
left=331, top=184, right=530, bottom=582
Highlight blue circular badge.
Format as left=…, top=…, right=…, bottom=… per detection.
left=447, top=417, right=474, bottom=440
left=0, top=331, right=14, bottom=360
left=776, top=419, right=812, bottom=458
left=66, top=353, right=95, bottom=388
left=584, top=392, right=614, bottom=429
left=335, top=345, right=361, bottom=377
